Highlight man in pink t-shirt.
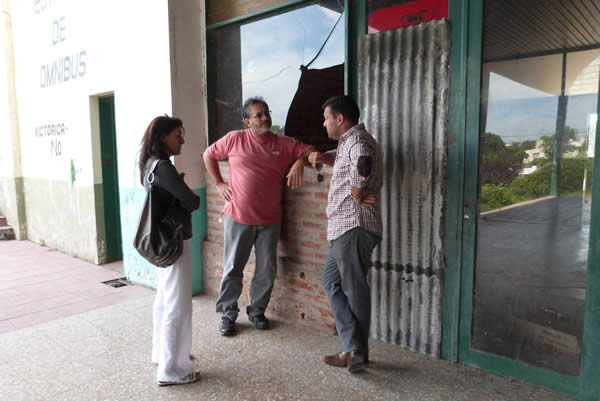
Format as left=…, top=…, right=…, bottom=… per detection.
left=203, top=97, right=315, bottom=336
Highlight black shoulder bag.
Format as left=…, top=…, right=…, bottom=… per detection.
left=133, top=159, right=184, bottom=267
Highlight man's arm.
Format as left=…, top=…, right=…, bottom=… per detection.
left=286, top=149, right=314, bottom=189
left=349, top=143, right=377, bottom=206
left=203, top=149, right=232, bottom=201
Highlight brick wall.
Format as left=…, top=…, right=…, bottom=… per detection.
left=202, top=161, right=335, bottom=330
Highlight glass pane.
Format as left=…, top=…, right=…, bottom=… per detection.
left=367, top=0, right=448, bottom=34
left=472, top=23, right=599, bottom=377
left=207, top=2, right=345, bottom=147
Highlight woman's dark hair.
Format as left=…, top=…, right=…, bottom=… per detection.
left=138, top=115, right=183, bottom=185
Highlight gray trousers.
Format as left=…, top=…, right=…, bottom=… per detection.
left=322, top=227, right=380, bottom=358
left=216, top=215, right=281, bottom=321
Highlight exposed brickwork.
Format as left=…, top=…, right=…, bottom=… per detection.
left=202, top=161, right=335, bottom=330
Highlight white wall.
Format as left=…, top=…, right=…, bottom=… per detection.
left=12, top=0, right=172, bottom=187
left=9, top=0, right=173, bottom=261
left=0, top=0, right=24, bottom=238
left=0, top=2, right=14, bottom=179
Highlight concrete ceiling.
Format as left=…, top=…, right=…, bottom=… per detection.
left=483, top=0, right=600, bottom=95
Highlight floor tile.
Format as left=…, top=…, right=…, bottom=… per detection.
left=0, top=301, right=48, bottom=320
left=0, top=241, right=580, bottom=401
left=0, top=240, right=151, bottom=333
left=39, top=293, right=88, bottom=309
left=6, top=308, right=64, bottom=330
left=0, top=320, right=16, bottom=335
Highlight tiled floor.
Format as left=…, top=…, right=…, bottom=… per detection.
left=0, top=240, right=577, bottom=401
left=0, top=295, right=577, bottom=401
left=0, top=240, right=153, bottom=332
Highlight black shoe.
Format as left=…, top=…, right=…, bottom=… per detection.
left=249, top=314, right=269, bottom=329
left=218, top=316, right=235, bottom=336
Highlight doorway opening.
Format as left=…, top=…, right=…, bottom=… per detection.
left=97, top=94, right=123, bottom=262
left=456, top=1, right=600, bottom=397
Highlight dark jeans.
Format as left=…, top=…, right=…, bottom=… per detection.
left=322, top=227, right=381, bottom=358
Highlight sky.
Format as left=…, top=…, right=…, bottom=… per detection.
left=235, top=5, right=599, bottom=146
left=485, top=73, right=598, bottom=144
left=240, top=4, right=345, bottom=127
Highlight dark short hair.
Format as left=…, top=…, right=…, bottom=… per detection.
left=322, top=95, right=359, bottom=125
left=242, top=97, right=269, bottom=119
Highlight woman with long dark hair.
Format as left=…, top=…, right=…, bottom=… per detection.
left=139, top=115, right=201, bottom=386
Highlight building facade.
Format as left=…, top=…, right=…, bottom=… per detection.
left=1, top=1, right=600, bottom=400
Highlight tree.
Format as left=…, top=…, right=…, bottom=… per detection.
left=480, top=132, right=525, bottom=185
left=513, top=139, right=536, bottom=153
left=539, top=125, right=577, bottom=163
left=271, top=125, right=284, bottom=134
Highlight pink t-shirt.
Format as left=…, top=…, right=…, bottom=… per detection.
left=206, top=129, right=313, bottom=225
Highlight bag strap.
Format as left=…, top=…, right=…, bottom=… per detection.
left=146, top=159, right=161, bottom=186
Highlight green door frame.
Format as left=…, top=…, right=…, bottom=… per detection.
left=441, top=1, right=600, bottom=399
left=441, top=0, right=469, bottom=362
left=98, top=94, right=123, bottom=262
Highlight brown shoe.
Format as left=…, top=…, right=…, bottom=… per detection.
left=347, top=350, right=366, bottom=373
left=323, top=351, right=348, bottom=367
left=324, top=350, right=366, bottom=372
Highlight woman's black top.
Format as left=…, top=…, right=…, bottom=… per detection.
left=143, top=157, right=200, bottom=239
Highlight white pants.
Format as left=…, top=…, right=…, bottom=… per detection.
left=152, top=240, right=195, bottom=382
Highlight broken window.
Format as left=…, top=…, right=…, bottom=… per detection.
left=207, top=1, right=345, bottom=151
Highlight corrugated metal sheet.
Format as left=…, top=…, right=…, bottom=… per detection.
left=359, top=19, right=449, bottom=356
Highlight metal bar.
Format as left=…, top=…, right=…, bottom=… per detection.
left=580, top=63, right=600, bottom=401
left=464, top=351, right=580, bottom=398
left=551, top=52, right=568, bottom=196
left=345, top=0, right=365, bottom=100
left=457, top=0, right=483, bottom=364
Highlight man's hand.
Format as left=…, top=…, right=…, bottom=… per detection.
left=216, top=181, right=232, bottom=201
left=308, top=151, right=334, bottom=167
left=351, top=187, right=377, bottom=206
left=358, top=191, right=377, bottom=205
left=287, top=159, right=305, bottom=189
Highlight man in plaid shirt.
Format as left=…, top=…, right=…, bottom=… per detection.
left=308, top=95, right=383, bottom=373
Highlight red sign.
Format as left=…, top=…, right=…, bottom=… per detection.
left=368, top=0, right=449, bottom=33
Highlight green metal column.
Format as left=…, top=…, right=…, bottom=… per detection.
left=441, top=0, right=469, bottom=361
left=580, top=68, right=600, bottom=401
left=551, top=52, right=568, bottom=196
left=345, top=0, right=366, bottom=101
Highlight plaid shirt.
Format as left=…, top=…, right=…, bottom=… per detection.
left=327, top=123, right=383, bottom=241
